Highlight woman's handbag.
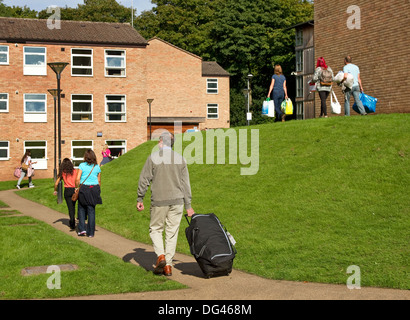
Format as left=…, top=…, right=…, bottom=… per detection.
left=331, top=90, right=341, bottom=114
left=72, top=165, right=95, bottom=202
left=14, top=167, right=21, bottom=178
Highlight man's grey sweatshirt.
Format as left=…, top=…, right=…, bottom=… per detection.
left=137, top=148, right=192, bottom=209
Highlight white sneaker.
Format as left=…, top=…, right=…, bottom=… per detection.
left=16, top=185, right=20, bottom=189
left=29, top=184, right=35, bottom=188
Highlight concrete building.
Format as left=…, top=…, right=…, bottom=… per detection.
left=0, top=17, right=230, bottom=181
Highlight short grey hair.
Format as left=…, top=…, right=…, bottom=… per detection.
left=160, top=132, right=174, bottom=147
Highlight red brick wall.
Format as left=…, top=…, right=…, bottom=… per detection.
left=314, top=0, right=410, bottom=117
left=0, top=42, right=147, bottom=181
left=146, top=38, right=230, bottom=130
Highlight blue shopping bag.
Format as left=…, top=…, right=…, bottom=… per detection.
left=353, top=92, right=378, bottom=114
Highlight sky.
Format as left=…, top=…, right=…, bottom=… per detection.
left=3, top=0, right=155, bottom=15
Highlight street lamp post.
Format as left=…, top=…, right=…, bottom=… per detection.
left=247, top=74, right=253, bottom=126
left=48, top=62, right=69, bottom=204
left=47, top=89, right=62, bottom=182
left=147, top=99, right=154, bottom=140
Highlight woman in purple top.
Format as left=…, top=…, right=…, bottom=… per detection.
left=267, top=65, right=288, bottom=122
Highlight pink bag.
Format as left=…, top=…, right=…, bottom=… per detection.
left=14, top=167, right=21, bottom=178
left=27, top=166, right=35, bottom=177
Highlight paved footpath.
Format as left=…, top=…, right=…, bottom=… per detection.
left=1, top=189, right=409, bottom=300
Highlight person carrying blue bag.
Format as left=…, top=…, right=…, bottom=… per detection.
left=353, top=92, right=378, bottom=114
left=340, top=56, right=367, bottom=116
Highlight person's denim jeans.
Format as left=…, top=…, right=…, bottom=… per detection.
left=17, top=170, right=32, bottom=187
left=344, top=86, right=366, bottom=116
left=78, top=202, right=96, bottom=237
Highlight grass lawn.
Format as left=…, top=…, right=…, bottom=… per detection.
left=0, top=211, right=185, bottom=299
left=10, top=113, right=410, bottom=290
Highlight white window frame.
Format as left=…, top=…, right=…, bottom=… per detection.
left=71, top=48, right=93, bottom=76
left=207, top=78, right=218, bottom=94
left=104, top=49, right=126, bottom=77
left=24, top=140, right=47, bottom=170
left=24, top=93, right=47, bottom=123
left=71, top=140, right=93, bottom=168
left=0, top=141, right=9, bottom=160
left=105, top=95, right=126, bottom=122
left=207, top=103, right=219, bottom=119
left=0, top=45, right=9, bottom=65
left=71, top=94, right=93, bottom=122
left=23, top=46, right=47, bottom=76
left=0, top=93, right=9, bottom=113
left=105, top=140, right=127, bottom=157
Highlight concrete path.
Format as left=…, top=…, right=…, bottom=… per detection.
left=1, top=189, right=408, bottom=300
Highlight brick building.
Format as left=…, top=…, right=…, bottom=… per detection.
left=295, top=0, right=409, bottom=118
left=0, top=17, right=230, bottom=182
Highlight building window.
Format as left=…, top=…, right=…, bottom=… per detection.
left=105, top=50, right=126, bottom=77
left=72, top=95, right=93, bottom=122
left=0, top=93, right=8, bottom=112
left=295, top=29, right=303, bottom=47
left=207, top=103, right=219, bottom=119
left=105, top=140, right=126, bottom=157
left=207, top=79, right=218, bottom=94
left=296, top=76, right=303, bottom=98
left=296, top=50, right=303, bottom=72
left=24, top=141, right=47, bottom=169
left=0, top=141, right=9, bottom=160
left=71, top=48, right=93, bottom=76
left=24, top=94, right=47, bottom=122
left=0, top=45, right=9, bottom=65
left=296, top=101, right=304, bottom=120
left=105, top=95, right=126, bottom=122
left=23, top=47, right=47, bottom=76
left=72, top=140, right=93, bottom=167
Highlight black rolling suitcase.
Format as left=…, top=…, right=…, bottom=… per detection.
left=185, top=213, right=236, bottom=278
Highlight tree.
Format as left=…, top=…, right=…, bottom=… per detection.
left=136, top=0, right=220, bottom=58
left=0, top=0, right=37, bottom=18
left=209, top=0, right=313, bottom=125
left=135, top=0, right=313, bottom=126
left=38, top=0, right=135, bottom=23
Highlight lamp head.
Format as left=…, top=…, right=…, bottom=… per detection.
left=47, top=89, right=60, bottom=97
left=48, top=62, right=69, bottom=76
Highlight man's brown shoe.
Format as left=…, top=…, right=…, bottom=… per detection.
left=153, top=255, right=166, bottom=275
left=163, top=265, right=172, bottom=276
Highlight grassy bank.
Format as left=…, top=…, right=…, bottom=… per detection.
left=14, top=113, right=410, bottom=289
left=0, top=211, right=185, bottom=299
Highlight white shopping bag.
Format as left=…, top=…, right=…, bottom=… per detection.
left=262, top=99, right=275, bottom=117
left=331, top=90, right=341, bottom=114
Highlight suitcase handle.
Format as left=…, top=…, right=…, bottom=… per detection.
left=184, top=214, right=190, bottom=225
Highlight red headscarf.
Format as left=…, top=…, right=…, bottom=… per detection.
left=316, top=57, right=328, bottom=69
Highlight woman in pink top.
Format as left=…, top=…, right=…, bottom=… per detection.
left=100, top=144, right=112, bottom=166
left=53, top=158, right=78, bottom=230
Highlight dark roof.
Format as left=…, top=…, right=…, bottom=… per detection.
left=0, top=17, right=148, bottom=46
left=202, top=61, right=230, bottom=77
left=287, top=19, right=314, bottom=30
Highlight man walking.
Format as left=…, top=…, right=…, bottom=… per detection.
left=137, top=132, right=194, bottom=276
left=341, top=55, right=367, bottom=116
